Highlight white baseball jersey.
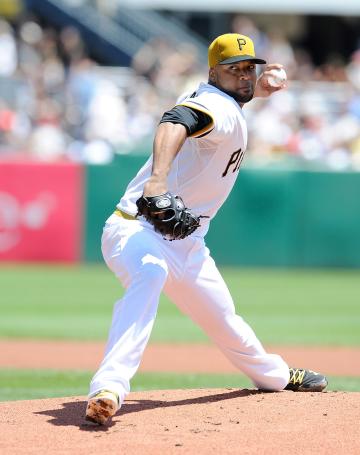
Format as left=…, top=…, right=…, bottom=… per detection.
left=118, top=82, right=248, bottom=237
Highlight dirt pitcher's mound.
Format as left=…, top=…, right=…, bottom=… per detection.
left=1, top=389, right=359, bottom=455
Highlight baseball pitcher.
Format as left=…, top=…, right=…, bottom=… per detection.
left=85, top=33, right=328, bottom=425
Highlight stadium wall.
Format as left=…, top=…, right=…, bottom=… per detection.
left=0, top=162, right=83, bottom=262
left=85, top=158, right=360, bottom=268
left=1, top=159, right=360, bottom=267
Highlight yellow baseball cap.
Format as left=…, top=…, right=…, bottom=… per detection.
left=208, top=33, right=266, bottom=67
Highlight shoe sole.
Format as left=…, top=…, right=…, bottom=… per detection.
left=85, top=397, right=118, bottom=425
left=288, top=379, right=328, bottom=392
left=298, top=380, right=328, bottom=392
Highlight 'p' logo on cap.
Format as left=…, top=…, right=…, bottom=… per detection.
left=208, top=33, right=266, bottom=67
left=237, top=38, right=247, bottom=51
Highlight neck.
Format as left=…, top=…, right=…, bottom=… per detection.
left=208, top=80, right=245, bottom=108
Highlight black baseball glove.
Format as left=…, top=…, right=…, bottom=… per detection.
left=136, top=192, right=205, bottom=240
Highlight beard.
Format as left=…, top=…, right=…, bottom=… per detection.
left=221, top=87, right=254, bottom=103
left=209, top=80, right=254, bottom=103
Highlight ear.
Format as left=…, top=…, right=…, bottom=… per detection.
left=208, top=68, right=216, bottom=83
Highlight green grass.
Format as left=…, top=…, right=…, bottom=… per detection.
left=0, top=369, right=359, bottom=402
left=0, top=264, right=359, bottom=345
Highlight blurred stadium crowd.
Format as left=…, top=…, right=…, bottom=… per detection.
left=0, top=13, right=360, bottom=169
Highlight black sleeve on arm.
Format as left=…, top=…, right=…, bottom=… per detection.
left=159, top=105, right=213, bottom=136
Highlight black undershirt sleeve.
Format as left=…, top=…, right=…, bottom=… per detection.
left=159, top=105, right=212, bottom=136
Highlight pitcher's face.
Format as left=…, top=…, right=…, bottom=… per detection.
left=209, top=61, right=257, bottom=103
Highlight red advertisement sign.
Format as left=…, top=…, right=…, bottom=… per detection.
left=0, top=162, right=83, bottom=262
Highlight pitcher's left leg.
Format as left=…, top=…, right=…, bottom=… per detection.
left=165, top=245, right=289, bottom=391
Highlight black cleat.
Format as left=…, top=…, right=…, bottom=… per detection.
left=284, top=368, right=328, bottom=392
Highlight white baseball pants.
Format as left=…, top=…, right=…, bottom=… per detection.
left=89, top=214, right=290, bottom=405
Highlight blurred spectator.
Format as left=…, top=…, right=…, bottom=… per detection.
left=346, top=50, right=360, bottom=91
left=0, top=13, right=359, bottom=170
left=264, top=28, right=297, bottom=77
left=59, top=26, right=87, bottom=67
left=0, top=19, right=17, bottom=76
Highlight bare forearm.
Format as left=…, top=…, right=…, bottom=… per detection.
left=143, top=122, right=187, bottom=196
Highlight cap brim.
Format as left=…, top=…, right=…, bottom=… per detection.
left=219, top=55, right=266, bottom=65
